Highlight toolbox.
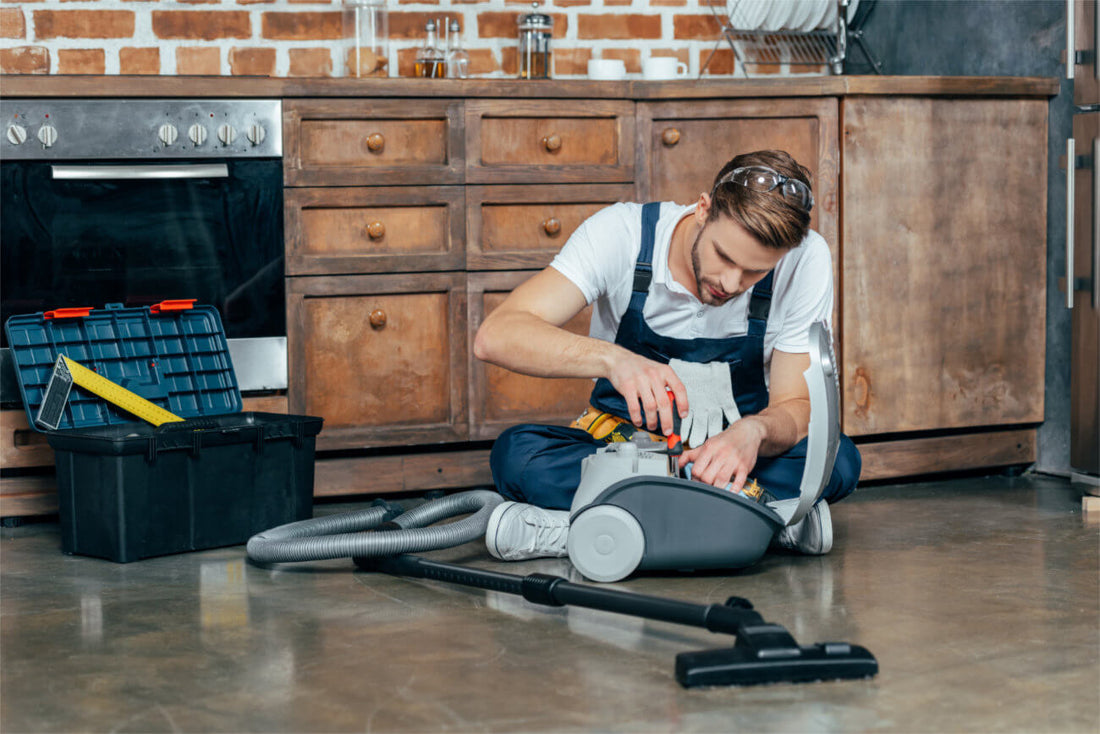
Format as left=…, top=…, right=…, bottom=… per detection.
left=4, top=301, right=322, bottom=563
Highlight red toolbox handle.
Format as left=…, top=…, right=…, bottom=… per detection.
left=43, top=307, right=93, bottom=319
left=150, top=299, right=196, bottom=314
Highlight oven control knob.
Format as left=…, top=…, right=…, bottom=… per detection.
left=158, top=123, right=178, bottom=147
left=37, top=124, right=58, bottom=148
left=6, top=124, right=27, bottom=145
left=246, top=123, right=266, bottom=146
left=217, top=124, right=237, bottom=146
left=188, top=124, right=208, bottom=146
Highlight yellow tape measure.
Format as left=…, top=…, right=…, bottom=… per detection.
left=35, top=355, right=184, bottom=430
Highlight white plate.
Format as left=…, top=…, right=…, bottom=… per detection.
left=727, top=0, right=770, bottom=30
left=819, top=0, right=838, bottom=30
left=800, top=0, right=829, bottom=31
left=786, top=0, right=816, bottom=30
left=760, top=0, right=793, bottom=31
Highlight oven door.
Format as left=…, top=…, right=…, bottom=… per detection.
left=1, top=158, right=285, bottom=390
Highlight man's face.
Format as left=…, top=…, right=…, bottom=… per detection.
left=689, top=213, right=787, bottom=306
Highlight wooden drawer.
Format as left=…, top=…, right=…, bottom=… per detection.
left=284, top=99, right=464, bottom=187
left=287, top=273, right=468, bottom=450
left=467, top=271, right=594, bottom=440
left=466, top=184, right=632, bottom=270
left=466, top=100, right=634, bottom=184
left=286, top=186, right=465, bottom=275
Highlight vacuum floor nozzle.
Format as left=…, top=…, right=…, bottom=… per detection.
left=676, top=637, right=879, bottom=688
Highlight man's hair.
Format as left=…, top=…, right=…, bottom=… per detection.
left=708, top=150, right=813, bottom=250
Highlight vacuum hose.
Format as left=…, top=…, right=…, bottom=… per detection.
left=246, top=490, right=504, bottom=564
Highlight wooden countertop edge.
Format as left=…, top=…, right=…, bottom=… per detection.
left=0, top=74, right=1060, bottom=99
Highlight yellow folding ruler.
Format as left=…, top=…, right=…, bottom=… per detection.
left=35, top=355, right=184, bottom=430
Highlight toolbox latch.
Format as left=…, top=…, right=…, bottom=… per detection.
left=43, top=307, right=93, bottom=320
left=150, top=299, right=197, bottom=314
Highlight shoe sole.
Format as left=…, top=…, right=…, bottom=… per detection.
left=816, top=500, right=834, bottom=555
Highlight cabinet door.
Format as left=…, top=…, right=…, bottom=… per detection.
left=287, top=273, right=467, bottom=450
left=286, top=186, right=465, bottom=275
left=637, top=98, right=839, bottom=252
left=284, top=99, right=464, bottom=187
left=842, top=97, right=1047, bottom=435
left=466, top=184, right=633, bottom=270
left=468, top=272, right=594, bottom=440
left=1071, top=111, right=1099, bottom=474
left=466, top=100, right=634, bottom=184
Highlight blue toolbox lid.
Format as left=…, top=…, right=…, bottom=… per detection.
left=4, top=301, right=242, bottom=432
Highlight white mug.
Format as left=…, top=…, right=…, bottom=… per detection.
left=587, top=58, right=626, bottom=80
left=642, top=56, right=688, bottom=80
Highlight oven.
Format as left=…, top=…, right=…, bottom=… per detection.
left=0, top=98, right=286, bottom=396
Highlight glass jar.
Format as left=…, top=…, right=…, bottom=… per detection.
left=343, top=0, right=389, bottom=77
left=415, top=19, right=445, bottom=79
left=517, top=2, right=552, bottom=79
left=446, top=19, right=469, bottom=79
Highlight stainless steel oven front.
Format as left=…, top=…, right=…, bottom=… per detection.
left=0, top=98, right=286, bottom=394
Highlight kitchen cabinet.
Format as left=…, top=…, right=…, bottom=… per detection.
left=0, top=76, right=1059, bottom=517
left=841, top=96, right=1048, bottom=436
left=286, top=272, right=468, bottom=450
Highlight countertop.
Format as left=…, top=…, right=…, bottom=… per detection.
left=0, top=74, right=1060, bottom=99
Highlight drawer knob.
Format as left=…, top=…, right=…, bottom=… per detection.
left=370, top=309, right=387, bottom=329
left=366, top=221, right=386, bottom=240
left=542, top=134, right=562, bottom=152
left=542, top=217, right=561, bottom=235
left=661, top=128, right=681, bottom=147
left=366, top=132, right=385, bottom=152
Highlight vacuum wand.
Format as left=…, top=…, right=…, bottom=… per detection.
left=361, top=554, right=878, bottom=688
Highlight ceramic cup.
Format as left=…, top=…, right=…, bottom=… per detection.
left=587, top=58, right=626, bottom=80
left=642, top=57, right=688, bottom=80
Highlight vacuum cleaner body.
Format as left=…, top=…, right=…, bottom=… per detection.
left=567, top=321, right=840, bottom=582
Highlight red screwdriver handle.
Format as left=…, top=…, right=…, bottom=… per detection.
left=665, top=388, right=683, bottom=455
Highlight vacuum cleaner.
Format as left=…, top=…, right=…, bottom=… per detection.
left=565, top=320, right=841, bottom=582
left=246, top=321, right=878, bottom=687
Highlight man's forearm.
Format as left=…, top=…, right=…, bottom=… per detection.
left=474, top=310, right=624, bottom=380
left=742, top=398, right=810, bottom=457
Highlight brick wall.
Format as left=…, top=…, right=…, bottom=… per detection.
left=0, top=0, right=817, bottom=78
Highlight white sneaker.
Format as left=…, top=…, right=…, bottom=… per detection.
left=485, top=501, right=570, bottom=561
left=775, top=500, right=833, bottom=555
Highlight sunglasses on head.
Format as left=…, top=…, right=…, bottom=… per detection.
left=714, top=165, right=814, bottom=212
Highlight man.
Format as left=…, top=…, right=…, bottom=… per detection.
left=473, top=150, right=861, bottom=562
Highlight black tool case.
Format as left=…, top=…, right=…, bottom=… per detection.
left=4, top=302, right=323, bottom=562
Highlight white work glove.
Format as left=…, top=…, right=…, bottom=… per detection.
left=668, top=358, right=742, bottom=448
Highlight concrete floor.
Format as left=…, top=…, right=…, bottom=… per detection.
left=2, top=473, right=1098, bottom=733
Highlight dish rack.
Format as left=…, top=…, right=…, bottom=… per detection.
left=702, top=0, right=883, bottom=77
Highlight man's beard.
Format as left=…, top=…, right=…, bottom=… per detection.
left=690, top=230, right=735, bottom=305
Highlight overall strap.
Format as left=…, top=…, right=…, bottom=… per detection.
left=627, top=202, right=662, bottom=312
left=746, top=270, right=775, bottom=338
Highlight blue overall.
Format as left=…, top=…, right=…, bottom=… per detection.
left=490, top=203, right=861, bottom=511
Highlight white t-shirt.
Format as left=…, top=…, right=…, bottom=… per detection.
left=549, top=202, right=834, bottom=380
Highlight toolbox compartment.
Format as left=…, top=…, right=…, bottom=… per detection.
left=48, top=412, right=322, bottom=562
left=5, top=303, right=323, bottom=562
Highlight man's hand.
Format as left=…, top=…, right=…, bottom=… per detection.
left=607, top=350, right=688, bottom=436
left=677, top=417, right=767, bottom=493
